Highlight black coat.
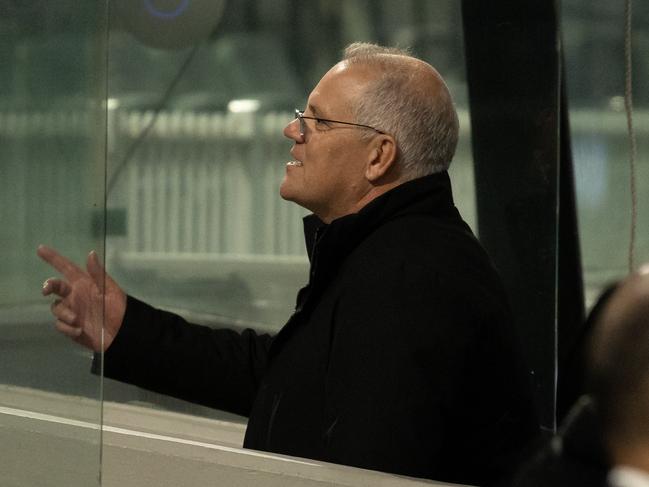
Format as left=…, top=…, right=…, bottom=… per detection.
left=101, top=172, right=537, bottom=486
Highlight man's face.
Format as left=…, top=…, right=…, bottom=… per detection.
left=280, top=62, right=376, bottom=223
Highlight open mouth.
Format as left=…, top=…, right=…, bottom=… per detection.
left=286, top=160, right=304, bottom=167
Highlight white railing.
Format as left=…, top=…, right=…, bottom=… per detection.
left=109, top=109, right=308, bottom=258
left=0, top=107, right=307, bottom=260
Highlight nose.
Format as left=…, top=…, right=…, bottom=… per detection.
left=284, top=117, right=304, bottom=143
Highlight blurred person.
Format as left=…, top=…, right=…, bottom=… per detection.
left=38, top=42, right=536, bottom=485
left=512, top=265, right=649, bottom=487
left=591, top=265, right=649, bottom=486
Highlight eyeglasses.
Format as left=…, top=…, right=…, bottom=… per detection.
left=294, top=109, right=384, bottom=137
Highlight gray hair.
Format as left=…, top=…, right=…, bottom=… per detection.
left=342, top=42, right=459, bottom=179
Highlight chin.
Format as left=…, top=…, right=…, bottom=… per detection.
left=280, top=183, right=314, bottom=213
left=279, top=179, right=297, bottom=203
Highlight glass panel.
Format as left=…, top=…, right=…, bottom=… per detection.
left=0, top=1, right=107, bottom=485
left=562, top=1, right=649, bottom=306
left=103, top=0, right=478, bottom=423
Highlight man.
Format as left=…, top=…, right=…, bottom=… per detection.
left=590, top=265, right=649, bottom=486
left=511, top=266, right=649, bottom=487
left=39, top=43, right=536, bottom=485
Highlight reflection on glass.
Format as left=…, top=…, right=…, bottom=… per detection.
left=0, top=2, right=106, bottom=484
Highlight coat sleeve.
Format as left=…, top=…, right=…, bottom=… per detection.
left=323, top=263, right=533, bottom=484
left=96, top=295, right=274, bottom=417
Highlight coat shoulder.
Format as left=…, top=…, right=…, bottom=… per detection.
left=346, top=213, right=505, bottom=301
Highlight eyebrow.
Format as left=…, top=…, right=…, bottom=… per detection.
left=306, top=103, right=321, bottom=117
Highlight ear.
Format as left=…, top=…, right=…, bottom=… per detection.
left=365, top=135, right=397, bottom=182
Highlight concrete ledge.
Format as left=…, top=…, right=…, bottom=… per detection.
left=0, top=385, right=467, bottom=487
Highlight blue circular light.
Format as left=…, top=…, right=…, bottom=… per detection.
left=143, top=0, right=190, bottom=19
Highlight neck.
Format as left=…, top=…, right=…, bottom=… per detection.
left=353, top=181, right=402, bottom=211
left=318, top=180, right=404, bottom=224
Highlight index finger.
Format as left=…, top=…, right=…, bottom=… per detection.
left=37, top=245, right=84, bottom=280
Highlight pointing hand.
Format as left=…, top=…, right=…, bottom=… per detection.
left=38, top=245, right=127, bottom=352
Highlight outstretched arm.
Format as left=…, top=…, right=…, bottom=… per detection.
left=38, top=244, right=273, bottom=415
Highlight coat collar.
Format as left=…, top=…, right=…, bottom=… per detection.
left=302, top=171, right=459, bottom=263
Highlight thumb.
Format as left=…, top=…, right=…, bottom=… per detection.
left=86, top=250, right=105, bottom=288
